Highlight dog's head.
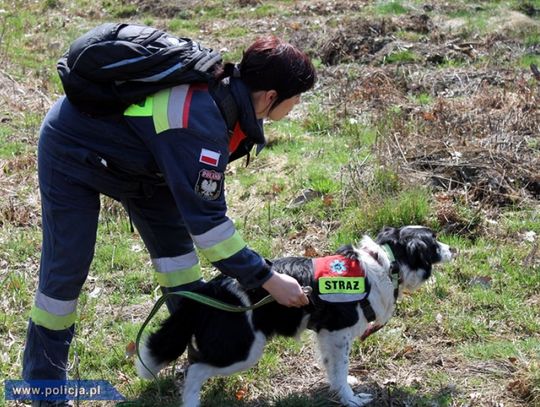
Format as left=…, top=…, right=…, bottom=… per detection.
left=376, top=225, right=454, bottom=293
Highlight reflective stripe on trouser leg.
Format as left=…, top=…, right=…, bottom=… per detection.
left=24, top=292, right=79, bottom=380
left=30, top=291, right=78, bottom=330
left=120, top=188, right=203, bottom=313
left=152, top=251, right=202, bottom=288
left=153, top=251, right=203, bottom=313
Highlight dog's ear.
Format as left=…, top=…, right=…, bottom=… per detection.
left=406, top=239, right=428, bottom=259
left=376, top=226, right=399, bottom=245
left=407, top=238, right=439, bottom=268
left=336, top=244, right=358, bottom=259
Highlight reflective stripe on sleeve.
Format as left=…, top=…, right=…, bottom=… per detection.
left=192, top=221, right=247, bottom=263
left=125, top=84, right=195, bottom=133
left=124, top=96, right=153, bottom=117
left=191, top=220, right=235, bottom=249
left=168, top=85, right=189, bottom=129
left=30, top=291, right=78, bottom=330
left=151, top=84, right=191, bottom=134
left=152, top=251, right=202, bottom=288
left=198, top=231, right=246, bottom=262
left=153, top=88, right=171, bottom=134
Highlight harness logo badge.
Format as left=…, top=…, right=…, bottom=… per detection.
left=329, top=259, right=347, bottom=274
left=313, top=255, right=367, bottom=302
left=195, top=169, right=223, bottom=201
left=199, top=148, right=221, bottom=167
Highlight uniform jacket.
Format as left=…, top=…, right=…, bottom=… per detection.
left=40, top=77, right=272, bottom=289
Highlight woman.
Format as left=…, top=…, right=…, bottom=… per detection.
left=22, top=34, right=317, bottom=399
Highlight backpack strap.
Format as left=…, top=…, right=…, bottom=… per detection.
left=208, top=82, right=238, bottom=136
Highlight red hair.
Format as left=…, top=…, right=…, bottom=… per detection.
left=216, top=36, right=316, bottom=107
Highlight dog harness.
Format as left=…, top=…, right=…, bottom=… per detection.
left=312, top=246, right=402, bottom=341
left=313, top=255, right=367, bottom=303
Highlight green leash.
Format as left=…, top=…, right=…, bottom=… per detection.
left=135, top=290, right=276, bottom=387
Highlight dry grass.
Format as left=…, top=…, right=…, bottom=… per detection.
left=1, top=1, right=539, bottom=406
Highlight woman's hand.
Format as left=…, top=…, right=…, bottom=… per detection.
left=262, top=272, right=309, bottom=307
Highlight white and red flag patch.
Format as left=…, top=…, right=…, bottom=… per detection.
left=199, top=148, right=220, bottom=167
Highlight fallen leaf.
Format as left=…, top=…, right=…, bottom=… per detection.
left=423, top=111, right=436, bottom=121
left=89, top=286, right=102, bottom=298
left=235, top=387, right=248, bottom=401
left=507, top=378, right=531, bottom=400
left=436, top=313, right=443, bottom=325
left=126, top=341, right=136, bottom=358
left=272, top=183, right=284, bottom=194
left=303, top=245, right=319, bottom=257
left=323, top=194, right=334, bottom=206
left=289, top=21, right=302, bottom=31
left=287, top=189, right=323, bottom=208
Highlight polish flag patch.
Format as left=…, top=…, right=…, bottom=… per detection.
left=199, top=148, right=220, bottom=167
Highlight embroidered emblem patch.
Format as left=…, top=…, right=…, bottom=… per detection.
left=329, top=259, right=347, bottom=274
left=199, top=148, right=220, bottom=167
left=195, top=169, right=223, bottom=201
left=313, top=255, right=367, bottom=303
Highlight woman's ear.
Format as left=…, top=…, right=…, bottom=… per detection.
left=264, top=90, right=278, bottom=105
left=253, top=90, right=279, bottom=119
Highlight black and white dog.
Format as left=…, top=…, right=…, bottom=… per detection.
left=136, top=226, right=453, bottom=406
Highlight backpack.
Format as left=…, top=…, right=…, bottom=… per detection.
left=57, top=22, right=236, bottom=126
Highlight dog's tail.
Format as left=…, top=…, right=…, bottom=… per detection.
left=136, top=300, right=197, bottom=379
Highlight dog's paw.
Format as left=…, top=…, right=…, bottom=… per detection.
left=345, top=393, right=373, bottom=407
left=347, top=375, right=359, bottom=386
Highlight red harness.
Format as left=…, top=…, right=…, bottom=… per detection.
left=312, top=250, right=400, bottom=341
left=313, top=255, right=368, bottom=303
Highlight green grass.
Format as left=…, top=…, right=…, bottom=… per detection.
left=167, top=18, right=201, bottom=35
left=410, top=92, right=433, bottom=106
left=0, top=135, right=27, bottom=157
left=384, top=49, right=419, bottom=65
left=375, top=1, right=410, bottom=15
left=519, top=54, right=540, bottom=69
left=1, top=0, right=540, bottom=406
left=460, top=338, right=540, bottom=361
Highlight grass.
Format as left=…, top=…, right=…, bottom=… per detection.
left=1, top=0, right=539, bottom=406
left=375, top=1, right=410, bottom=15
left=520, top=54, right=540, bottom=69
left=384, top=49, right=419, bottom=65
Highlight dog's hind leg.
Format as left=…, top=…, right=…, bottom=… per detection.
left=135, top=338, right=168, bottom=379
left=316, top=329, right=373, bottom=407
left=182, top=332, right=266, bottom=407
left=136, top=302, right=198, bottom=380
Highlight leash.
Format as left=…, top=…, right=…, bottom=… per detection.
left=135, top=287, right=313, bottom=392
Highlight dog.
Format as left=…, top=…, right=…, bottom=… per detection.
left=136, top=225, right=454, bottom=406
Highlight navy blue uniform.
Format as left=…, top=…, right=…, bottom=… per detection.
left=23, top=78, right=273, bottom=380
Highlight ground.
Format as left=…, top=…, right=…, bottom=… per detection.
left=0, top=0, right=539, bottom=406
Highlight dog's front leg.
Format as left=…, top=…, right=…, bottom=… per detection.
left=317, top=329, right=373, bottom=407
left=182, top=363, right=212, bottom=407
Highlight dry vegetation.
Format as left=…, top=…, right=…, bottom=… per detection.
left=1, top=0, right=539, bottom=406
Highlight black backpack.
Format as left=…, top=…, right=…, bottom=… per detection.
left=57, top=22, right=235, bottom=124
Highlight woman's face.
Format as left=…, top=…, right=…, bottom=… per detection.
left=267, top=94, right=301, bottom=121
left=253, top=91, right=301, bottom=120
